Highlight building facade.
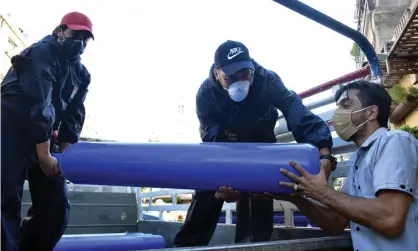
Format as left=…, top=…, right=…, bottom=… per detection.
left=355, top=0, right=418, bottom=128
left=158, top=94, right=200, bottom=143
left=0, top=14, right=27, bottom=81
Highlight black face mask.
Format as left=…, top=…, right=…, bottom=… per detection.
left=61, top=37, right=85, bottom=59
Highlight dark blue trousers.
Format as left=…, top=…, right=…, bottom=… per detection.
left=1, top=112, right=70, bottom=251
left=173, top=191, right=273, bottom=247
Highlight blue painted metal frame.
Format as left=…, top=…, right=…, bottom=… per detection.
left=272, top=0, right=382, bottom=77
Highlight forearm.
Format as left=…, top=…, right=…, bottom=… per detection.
left=36, top=140, right=51, bottom=157
left=291, top=196, right=348, bottom=235
left=319, top=148, right=330, bottom=154
left=317, top=188, right=394, bottom=236
left=319, top=147, right=332, bottom=178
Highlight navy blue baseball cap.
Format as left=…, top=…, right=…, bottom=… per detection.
left=214, top=40, right=255, bottom=75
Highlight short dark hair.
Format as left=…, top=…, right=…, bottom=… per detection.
left=334, top=80, right=391, bottom=127
left=52, top=25, right=68, bottom=36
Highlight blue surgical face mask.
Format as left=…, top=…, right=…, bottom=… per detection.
left=227, top=80, right=250, bottom=102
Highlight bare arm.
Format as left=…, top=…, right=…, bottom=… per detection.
left=317, top=188, right=412, bottom=238
left=291, top=196, right=348, bottom=235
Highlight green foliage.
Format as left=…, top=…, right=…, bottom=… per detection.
left=388, top=84, right=407, bottom=105
left=141, top=187, right=150, bottom=193
left=406, top=86, right=418, bottom=103
left=350, top=43, right=361, bottom=67
left=388, top=85, right=418, bottom=105
left=398, top=125, right=418, bottom=139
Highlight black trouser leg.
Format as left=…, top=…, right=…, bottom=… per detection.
left=19, top=159, right=70, bottom=251
left=1, top=118, right=28, bottom=251
left=235, top=193, right=252, bottom=243
left=235, top=194, right=273, bottom=243
left=250, top=196, right=273, bottom=242
left=173, top=191, right=223, bottom=247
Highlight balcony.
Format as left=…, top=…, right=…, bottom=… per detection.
left=386, top=3, right=418, bottom=78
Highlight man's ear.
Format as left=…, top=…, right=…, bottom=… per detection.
left=368, top=105, right=379, bottom=121
left=214, top=69, right=219, bottom=81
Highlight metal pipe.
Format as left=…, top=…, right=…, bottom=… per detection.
left=298, top=66, right=371, bottom=99
left=277, top=95, right=334, bottom=120
left=272, top=0, right=382, bottom=77
left=299, top=95, right=334, bottom=111
left=275, top=66, right=370, bottom=135
left=276, top=66, right=369, bottom=120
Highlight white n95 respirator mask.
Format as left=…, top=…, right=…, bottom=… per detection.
left=227, top=80, right=250, bottom=102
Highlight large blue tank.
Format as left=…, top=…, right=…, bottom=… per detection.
left=56, top=142, right=319, bottom=194
left=53, top=232, right=166, bottom=251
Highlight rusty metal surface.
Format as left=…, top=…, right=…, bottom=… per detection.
left=140, top=236, right=353, bottom=251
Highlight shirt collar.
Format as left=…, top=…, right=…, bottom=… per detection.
left=360, top=127, right=388, bottom=149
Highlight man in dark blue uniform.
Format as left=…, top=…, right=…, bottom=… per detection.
left=173, top=40, right=336, bottom=246
left=1, top=12, right=94, bottom=251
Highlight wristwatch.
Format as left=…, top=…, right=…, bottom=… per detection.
left=320, top=154, right=337, bottom=171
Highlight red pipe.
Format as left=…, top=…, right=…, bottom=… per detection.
left=298, top=66, right=371, bottom=99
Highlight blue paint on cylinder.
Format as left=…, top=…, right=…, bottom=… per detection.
left=56, top=142, right=319, bottom=194
left=53, top=232, right=166, bottom=251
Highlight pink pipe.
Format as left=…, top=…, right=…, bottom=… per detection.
left=298, top=66, right=371, bottom=99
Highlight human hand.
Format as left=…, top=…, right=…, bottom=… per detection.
left=38, top=153, right=60, bottom=176
left=320, top=158, right=332, bottom=179
left=279, top=160, right=329, bottom=200
left=215, top=186, right=240, bottom=203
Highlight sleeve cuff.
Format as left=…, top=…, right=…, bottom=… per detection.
left=374, top=182, right=415, bottom=197
left=314, top=139, right=333, bottom=150
left=34, top=132, right=51, bottom=144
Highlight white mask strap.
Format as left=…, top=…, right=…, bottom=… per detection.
left=352, top=105, right=372, bottom=114
left=352, top=105, right=372, bottom=129
left=356, top=119, right=369, bottom=129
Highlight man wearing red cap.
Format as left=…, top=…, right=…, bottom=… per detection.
left=1, top=12, right=94, bottom=251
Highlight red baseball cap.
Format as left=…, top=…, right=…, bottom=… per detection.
left=60, top=12, right=94, bottom=39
